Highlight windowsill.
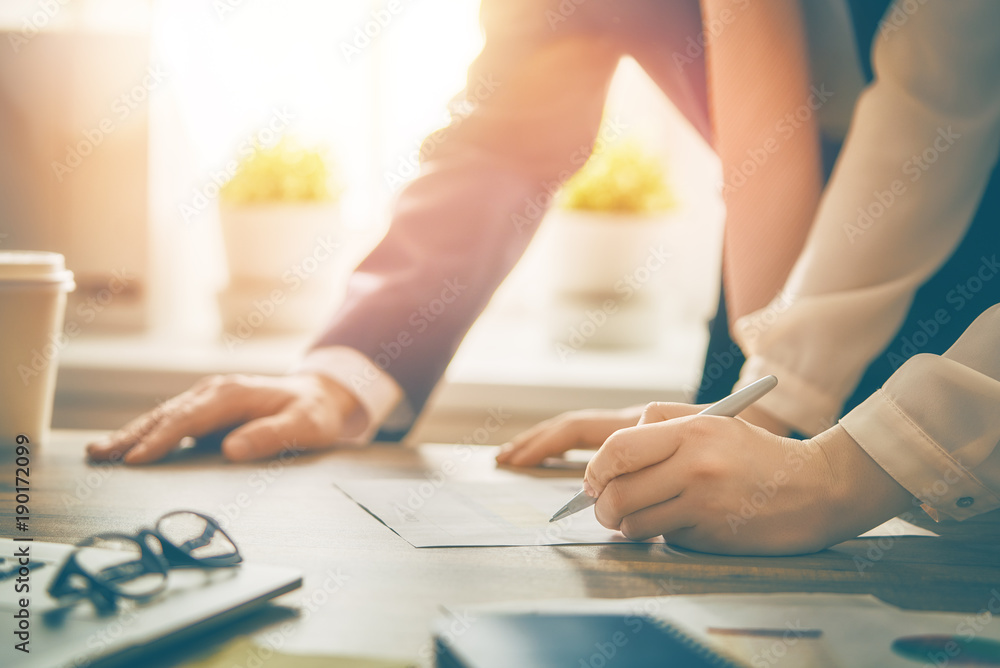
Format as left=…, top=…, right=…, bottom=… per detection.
left=54, top=309, right=708, bottom=433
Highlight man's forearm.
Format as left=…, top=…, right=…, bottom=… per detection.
left=310, top=36, right=623, bottom=429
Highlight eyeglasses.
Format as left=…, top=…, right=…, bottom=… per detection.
left=47, top=510, right=242, bottom=614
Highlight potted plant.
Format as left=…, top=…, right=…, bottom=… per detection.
left=217, top=138, right=341, bottom=337
left=546, top=139, right=680, bottom=350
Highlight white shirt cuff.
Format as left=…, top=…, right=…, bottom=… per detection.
left=291, top=346, right=407, bottom=446
left=736, top=356, right=842, bottom=437
left=840, top=389, right=1000, bottom=521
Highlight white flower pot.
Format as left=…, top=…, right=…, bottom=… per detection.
left=216, top=281, right=336, bottom=337
left=547, top=209, right=671, bottom=296
left=219, top=202, right=339, bottom=285
left=545, top=209, right=676, bottom=349
left=217, top=202, right=340, bottom=334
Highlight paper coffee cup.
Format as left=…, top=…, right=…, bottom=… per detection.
left=0, top=251, right=75, bottom=449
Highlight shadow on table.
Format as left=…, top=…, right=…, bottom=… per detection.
left=117, top=603, right=301, bottom=668
left=84, top=427, right=331, bottom=470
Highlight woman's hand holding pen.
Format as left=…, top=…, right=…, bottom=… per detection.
left=582, top=402, right=916, bottom=555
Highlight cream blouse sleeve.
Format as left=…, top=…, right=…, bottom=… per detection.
left=732, top=0, right=1000, bottom=436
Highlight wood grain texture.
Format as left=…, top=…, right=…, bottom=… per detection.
left=3, top=431, right=999, bottom=666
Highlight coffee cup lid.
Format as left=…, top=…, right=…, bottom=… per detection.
left=0, top=251, right=75, bottom=287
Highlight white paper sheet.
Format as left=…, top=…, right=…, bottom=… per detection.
left=333, top=477, right=660, bottom=547
left=857, top=516, right=939, bottom=538
left=333, top=475, right=936, bottom=548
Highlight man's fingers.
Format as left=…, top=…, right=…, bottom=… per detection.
left=86, top=373, right=354, bottom=466
left=593, top=459, right=686, bottom=531
left=86, top=391, right=204, bottom=462
left=122, top=383, right=266, bottom=464
left=86, top=414, right=158, bottom=461
left=617, top=496, right=694, bottom=542
left=637, top=402, right=704, bottom=426
left=222, top=409, right=332, bottom=462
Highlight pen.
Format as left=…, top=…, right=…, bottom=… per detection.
left=707, top=627, right=822, bottom=638
left=548, top=375, right=778, bottom=523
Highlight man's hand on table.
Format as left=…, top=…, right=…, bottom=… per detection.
left=86, top=373, right=360, bottom=465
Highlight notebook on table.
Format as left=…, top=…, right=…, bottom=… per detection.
left=434, top=593, right=1000, bottom=668
left=434, top=611, right=740, bottom=668
left=0, top=538, right=301, bottom=668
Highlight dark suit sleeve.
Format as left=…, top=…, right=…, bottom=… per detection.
left=311, top=0, right=707, bottom=433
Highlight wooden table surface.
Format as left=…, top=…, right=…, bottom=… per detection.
left=3, top=431, right=1000, bottom=666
